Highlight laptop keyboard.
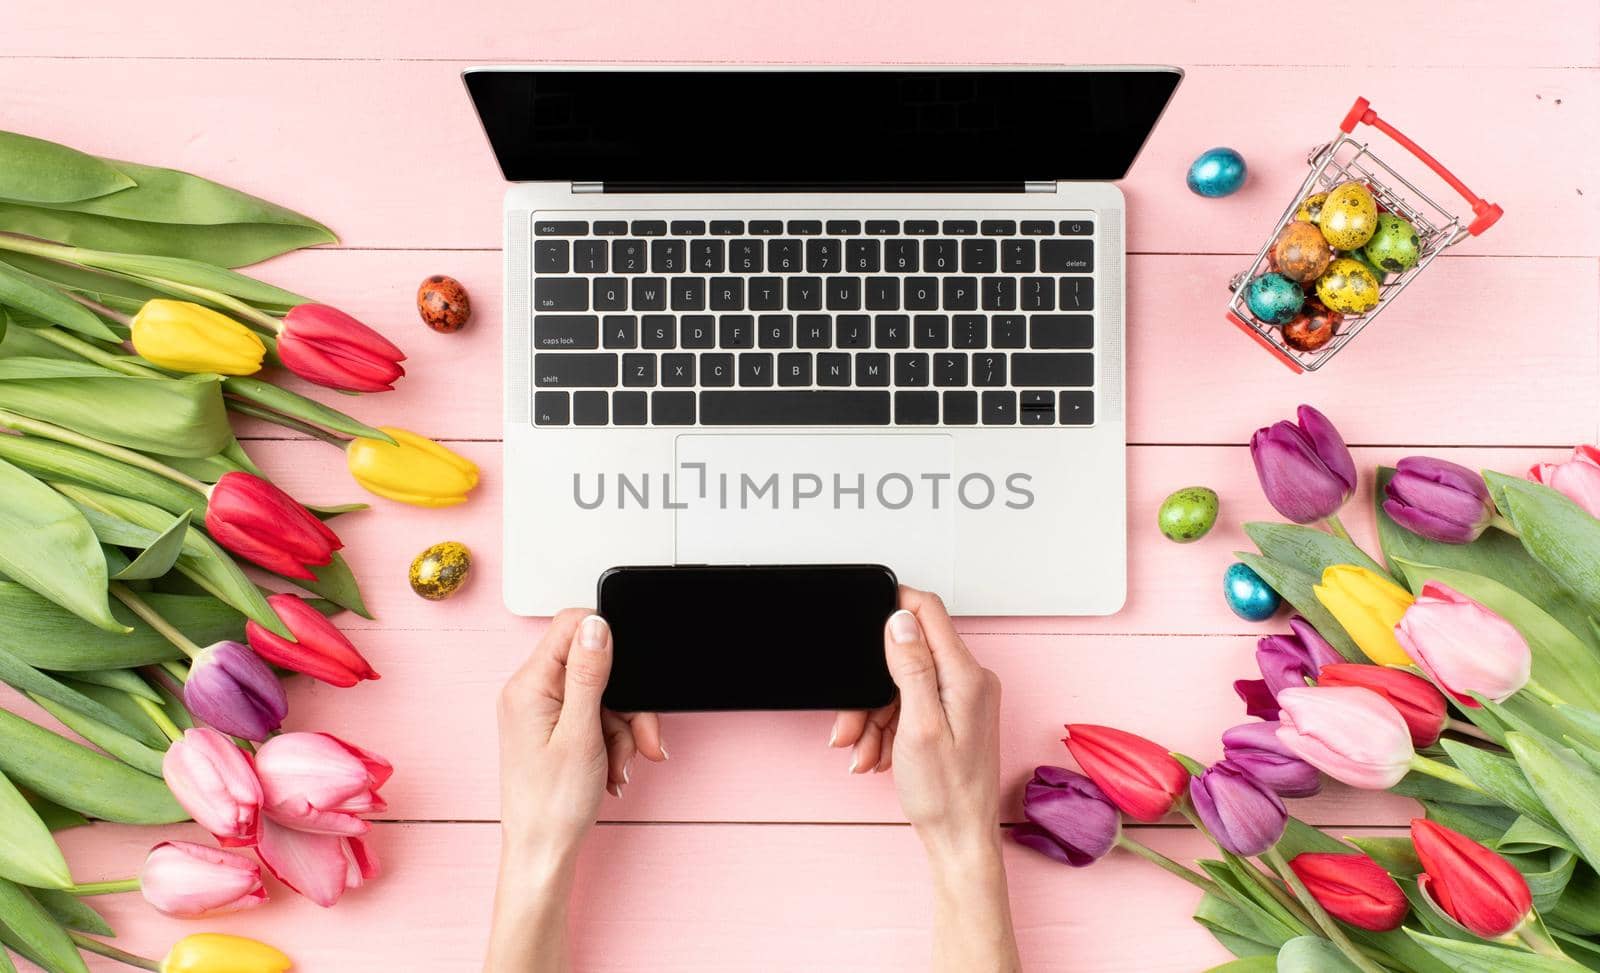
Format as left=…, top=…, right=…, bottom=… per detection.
left=528, top=213, right=1098, bottom=427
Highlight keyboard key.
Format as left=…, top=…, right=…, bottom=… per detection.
left=534, top=315, right=598, bottom=349
left=856, top=353, right=891, bottom=386
left=885, top=240, right=919, bottom=272
left=1021, top=390, right=1055, bottom=425
left=749, top=277, right=783, bottom=311
left=650, top=240, right=685, bottom=273
left=691, top=240, right=725, bottom=273
left=750, top=220, right=782, bottom=235
left=973, top=353, right=1007, bottom=386
left=826, top=220, right=861, bottom=235
left=865, top=277, right=899, bottom=310
left=535, top=353, right=618, bottom=388
left=719, top=315, right=754, bottom=349
left=593, top=220, right=628, bottom=236
left=662, top=353, right=696, bottom=386
left=778, top=352, right=812, bottom=386
left=534, top=278, right=587, bottom=311
left=904, top=278, right=938, bottom=311
left=702, top=353, right=735, bottom=386
left=846, top=239, right=881, bottom=273
left=1041, top=239, right=1094, bottom=273
left=944, top=390, right=978, bottom=425
left=982, top=277, right=1016, bottom=311
left=670, top=220, right=706, bottom=235
left=953, top=315, right=986, bottom=349
left=982, top=391, right=1016, bottom=425
left=835, top=315, right=871, bottom=349
left=817, top=352, right=851, bottom=386
left=612, top=240, right=647, bottom=273
left=894, top=353, right=929, bottom=387
left=671, top=277, right=705, bottom=311
left=534, top=240, right=570, bottom=273
left=700, top=390, right=890, bottom=425
left=593, top=278, right=627, bottom=311
left=1059, top=391, right=1094, bottom=425
left=622, top=353, right=657, bottom=387
left=709, top=278, right=744, bottom=311
left=631, top=277, right=667, bottom=311
left=613, top=391, right=648, bottom=425
left=942, top=277, right=978, bottom=311
left=923, top=239, right=958, bottom=273
left=992, top=315, right=1026, bottom=348
left=797, top=315, right=831, bottom=348
left=786, top=277, right=822, bottom=311
left=865, top=220, right=900, bottom=235
left=536, top=220, right=588, bottom=236
left=730, top=240, right=763, bottom=272
left=961, top=240, right=997, bottom=273
left=574, top=390, right=609, bottom=425
left=981, top=220, right=1016, bottom=236
left=1060, top=277, right=1095, bottom=311
left=1021, top=220, right=1053, bottom=236
left=905, top=220, right=937, bottom=235
left=642, top=315, right=676, bottom=349
left=1002, top=239, right=1036, bottom=273
left=768, top=240, right=802, bottom=273
left=739, top=353, right=774, bottom=387
left=710, top=220, right=745, bottom=235
left=759, top=315, right=794, bottom=348
left=805, top=239, right=840, bottom=273
left=826, top=277, right=861, bottom=311
left=652, top=391, right=696, bottom=425
left=533, top=391, right=569, bottom=425
left=787, top=220, right=821, bottom=235
left=896, top=390, right=939, bottom=425
left=1059, top=220, right=1095, bottom=236
left=874, top=315, right=910, bottom=349
left=1020, top=277, right=1055, bottom=311
left=934, top=352, right=968, bottom=386
left=680, top=315, right=716, bottom=349
left=602, top=315, right=638, bottom=349
left=574, top=240, right=608, bottom=273
left=942, top=220, right=977, bottom=235
left=1011, top=352, right=1094, bottom=387
left=631, top=220, right=667, bottom=236
left=914, top=315, right=949, bottom=348
left=1031, top=315, right=1094, bottom=349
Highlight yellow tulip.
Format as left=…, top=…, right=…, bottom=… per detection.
left=131, top=299, right=265, bottom=376
left=1314, top=564, right=1415, bottom=666
left=346, top=425, right=479, bottom=507
left=161, top=933, right=292, bottom=973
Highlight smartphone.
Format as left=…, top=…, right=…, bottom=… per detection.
left=597, top=564, right=899, bottom=712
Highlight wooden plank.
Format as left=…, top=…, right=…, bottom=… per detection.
left=233, top=249, right=1600, bottom=445
left=1, top=60, right=1593, bottom=256
left=7, top=0, right=1596, bottom=67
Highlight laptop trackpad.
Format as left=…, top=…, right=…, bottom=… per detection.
left=674, top=434, right=955, bottom=597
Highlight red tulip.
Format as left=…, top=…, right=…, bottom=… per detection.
left=1289, top=852, right=1409, bottom=931
left=1317, top=663, right=1448, bottom=748
left=246, top=593, right=379, bottom=688
left=277, top=304, right=406, bottom=393
left=256, top=818, right=379, bottom=908
left=1062, top=724, right=1188, bottom=823
left=205, top=472, right=342, bottom=580
left=1412, top=818, right=1532, bottom=938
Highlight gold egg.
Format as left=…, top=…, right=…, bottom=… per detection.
left=409, top=541, right=472, bottom=600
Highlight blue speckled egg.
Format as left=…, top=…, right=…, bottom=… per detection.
left=1224, top=562, right=1281, bottom=621
left=1245, top=272, right=1305, bottom=325
left=1186, top=147, right=1248, bottom=198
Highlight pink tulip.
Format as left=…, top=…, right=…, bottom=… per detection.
left=257, top=818, right=379, bottom=908
left=255, top=732, right=392, bottom=836
left=139, top=841, right=267, bottom=918
left=1394, top=582, right=1531, bottom=706
left=1528, top=445, right=1600, bottom=519
left=162, top=728, right=264, bottom=848
left=1275, top=686, right=1414, bottom=790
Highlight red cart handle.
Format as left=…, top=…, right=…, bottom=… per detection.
left=1339, top=97, right=1503, bottom=235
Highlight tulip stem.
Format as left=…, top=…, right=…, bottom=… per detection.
left=0, top=408, right=209, bottom=495
left=1523, top=679, right=1569, bottom=708
left=137, top=273, right=285, bottom=334
left=226, top=398, right=349, bottom=447
left=131, top=693, right=184, bottom=744
left=1323, top=513, right=1355, bottom=546
left=1491, top=513, right=1521, bottom=538
left=1176, top=805, right=1316, bottom=932
left=1516, top=920, right=1573, bottom=959
left=65, top=877, right=140, bottom=896
left=1115, top=835, right=1222, bottom=895
left=1446, top=718, right=1498, bottom=744
left=161, top=659, right=191, bottom=685
left=60, top=291, right=132, bottom=328
left=33, top=324, right=158, bottom=379
left=110, top=583, right=203, bottom=659
left=67, top=931, right=160, bottom=971
left=1408, top=754, right=1489, bottom=795
left=1265, top=848, right=1391, bottom=973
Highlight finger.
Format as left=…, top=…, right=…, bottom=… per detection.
left=555, top=615, right=613, bottom=735
left=509, top=608, right=590, bottom=705
left=830, top=711, right=868, bottom=749
left=897, top=586, right=979, bottom=679
left=883, top=608, right=947, bottom=734
left=873, top=723, right=896, bottom=773
left=850, top=702, right=897, bottom=775
left=624, top=712, right=668, bottom=762
left=602, top=711, right=637, bottom=795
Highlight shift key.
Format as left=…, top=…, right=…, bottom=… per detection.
left=534, top=353, right=618, bottom=388
left=534, top=315, right=599, bottom=349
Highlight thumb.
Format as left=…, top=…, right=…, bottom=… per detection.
left=884, top=609, right=944, bottom=732
left=557, top=614, right=613, bottom=733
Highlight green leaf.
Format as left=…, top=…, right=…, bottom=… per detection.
left=287, top=551, right=370, bottom=619
left=111, top=509, right=189, bottom=580
left=0, top=709, right=186, bottom=824
left=61, top=667, right=160, bottom=702
left=1490, top=472, right=1600, bottom=616
left=1503, top=816, right=1580, bottom=856
left=0, top=456, right=122, bottom=632
left=22, top=794, right=87, bottom=833
left=0, top=259, right=118, bottom=342
left=1234, top=551, right=1362, bottom=660
left=0, top=768, right=71, bottom=889
left=0, top=879, right=88, bottom=973
left=1277, top=937, right=1363, bottom=973
left=223, top=375, right=393, bottom=442
left=0, top=250, right=173, bottom=312
left=0, top=646, right=161, bottom=746
left=1441, top=739, right=1561, bottom=831
left=0, top=358, right=230, bottom=458
left=31, top=889, right=111, bottom=937
left=1204, top=957, right=1277, bottom=973
left=0, top=433, right=206, bottom=516
left=1193, top=890, right=1294, bottom=955
left=1244, top=521, right=1390, bottom=580
left=1509, top=733, right=1600, bottom=872
left=0, top=132, right=134, bottom=204
left=0, top=582, right=235, bottom=671
left=1406, top=930, right=1585, bottom=972
left=30, top=694, right=167, bottom=778
left=147, top=446, right=251, bottom=483
left=70, top=249, right=306, bottom=307
left=1424, top=798, right=1522, bottom=841
left=1552, top=864, right=1600, bottom=935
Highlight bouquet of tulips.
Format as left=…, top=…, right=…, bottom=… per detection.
left=0, top=130, right=464, bottom=970
left=1017, top=406, right=1600, bottom=971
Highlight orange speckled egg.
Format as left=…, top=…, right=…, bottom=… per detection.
left=1271, top=221, right=1334, bottom=284
left=417, top=275, right=472, bottom=333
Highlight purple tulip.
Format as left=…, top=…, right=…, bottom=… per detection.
left=1383, top=457, right=1495, bottom=544
left=184, top=641, right=288, bottom=742
left=1189, top=760, right=1289, bottom=857
left=1011, top=766, right=1121, bottom=867
left=1221, top=722, right=1323, bottom=798
left=1250, top=405, right=1357, bottom=524
left=1256, top=616, right=1343, bottom=697
left=1233, top=679, right=1280, bottom=721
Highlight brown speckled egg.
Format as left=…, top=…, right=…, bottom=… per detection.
left=417, top=275, right=472, bottom=333
left=409, top=541, right=472, bottom=600
left=1271, top=221, right=1333, bottom=284
left=1282, top=299, right=1343, bottom=352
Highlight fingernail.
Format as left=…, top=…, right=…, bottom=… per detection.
left=828, top=719, right=839, bottom=748
left=580, top=615, right=609, bottom=651
left=847, top=752, right=859, bottom=774
left=606, top=782, right=621, bottom=798
left=659, top=743, right=669, bottom=761
left=622, top=760, right=632, bottom=785
left=888, top=609, right=920, bottom=644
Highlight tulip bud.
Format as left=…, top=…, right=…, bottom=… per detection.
left=139, top=841, right=267, bottom=918
left=257, top=818, right=379, bottom=908
left=345, top=426, right=479, bottom=507
left=205, top=471, right=342, bottom=581
left=1221, top=722, right=1322, bottom=798
left=160, top=933, right=291, bottom=973
left=256, top=731, right=392, bottom=835
left=277, top=303, right=406, bottom=393
left=184, top=641, right=288, bottom=742
left=1256, top=616, right=1343, bottom=697
left=1383, top=456, right=1496, bottom=544
left=131, top=299, right=265, bottom=376
left=1250, top=404, right=1357, bottom=524
left=1395, top=582, right=1532, bottom=706
left=1012, top=766, right=1121, bottom=867
left=1528, top=445, right=1600, bottom=519
left=1313, top=565, right=1414, bottom=667
left=1317, top=663, right=1448, bottom=748
left=1062, top=724, right=1189, bottom=823
left=1288, top=852, right=1409, bottom=932
left=246, top=593, right=379, bottom=688
left=1233, top=678, right=1280, bottom=721
left=1412, top=818, right=1532, bottom=939
left=1189, top=760, right=1288, bottom=857
left=1275, top=686, right=1414, bottom=790
left=162, top=727, right=263, bottom=847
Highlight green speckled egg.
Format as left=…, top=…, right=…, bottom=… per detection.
left=1318, top=183, right=1380, bottom=250
left=1159, top=487, right=1219, bottom=543
left=1361, top=213, right=1421, bottom=273
left=1315, top=257, right=1382, bottom=315
left=410, top=541, right=472, bottom=600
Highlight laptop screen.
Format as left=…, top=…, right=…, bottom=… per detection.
left=464, top=67, right=1181, bottom=188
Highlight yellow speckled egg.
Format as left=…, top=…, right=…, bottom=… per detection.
left=1295, top=192, right=1329, bottom=225
left=1315, top=257, right=1382, bottom=315
left=409, top=541, right=472, bottom=600
left=1319, top=183, right=1379, bottom=250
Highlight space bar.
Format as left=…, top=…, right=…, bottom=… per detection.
left=699, top=391, right=891, bottom=425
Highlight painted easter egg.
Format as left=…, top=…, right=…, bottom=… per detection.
left=1315, top=257, right=1382, bottom=315
left=1270, top=221, right=1334, bottom=284
left=418, top=275, right=472, bottom=333
left=1158, top=487, right=1219, bottom=543
left=1186, top=147, right=1248, bottom=198
left=1224, top=562, right=1281, bottom=622
left=1281, top=299, right=1343, bottom=352
left=1318, top=183, right=1380, bottom=249
left=1245, top=272, right=1305, bottom=325
left=410, top=541, right=472, bottom=600
left=1295, top=192, right=1329, bottom=225
left=1361, top=213, right=1421, bottom=273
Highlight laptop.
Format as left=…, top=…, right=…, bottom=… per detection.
left=465, top=66, right=1181, bottom=616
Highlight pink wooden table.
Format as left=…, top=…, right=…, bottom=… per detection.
left=6, top=3, right=1599, bottom=969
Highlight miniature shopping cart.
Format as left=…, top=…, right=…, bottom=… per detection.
left=1226, top=97, right=1502, bottom=373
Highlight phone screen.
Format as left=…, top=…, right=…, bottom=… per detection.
left=597, top=564, right=899, bottom=712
